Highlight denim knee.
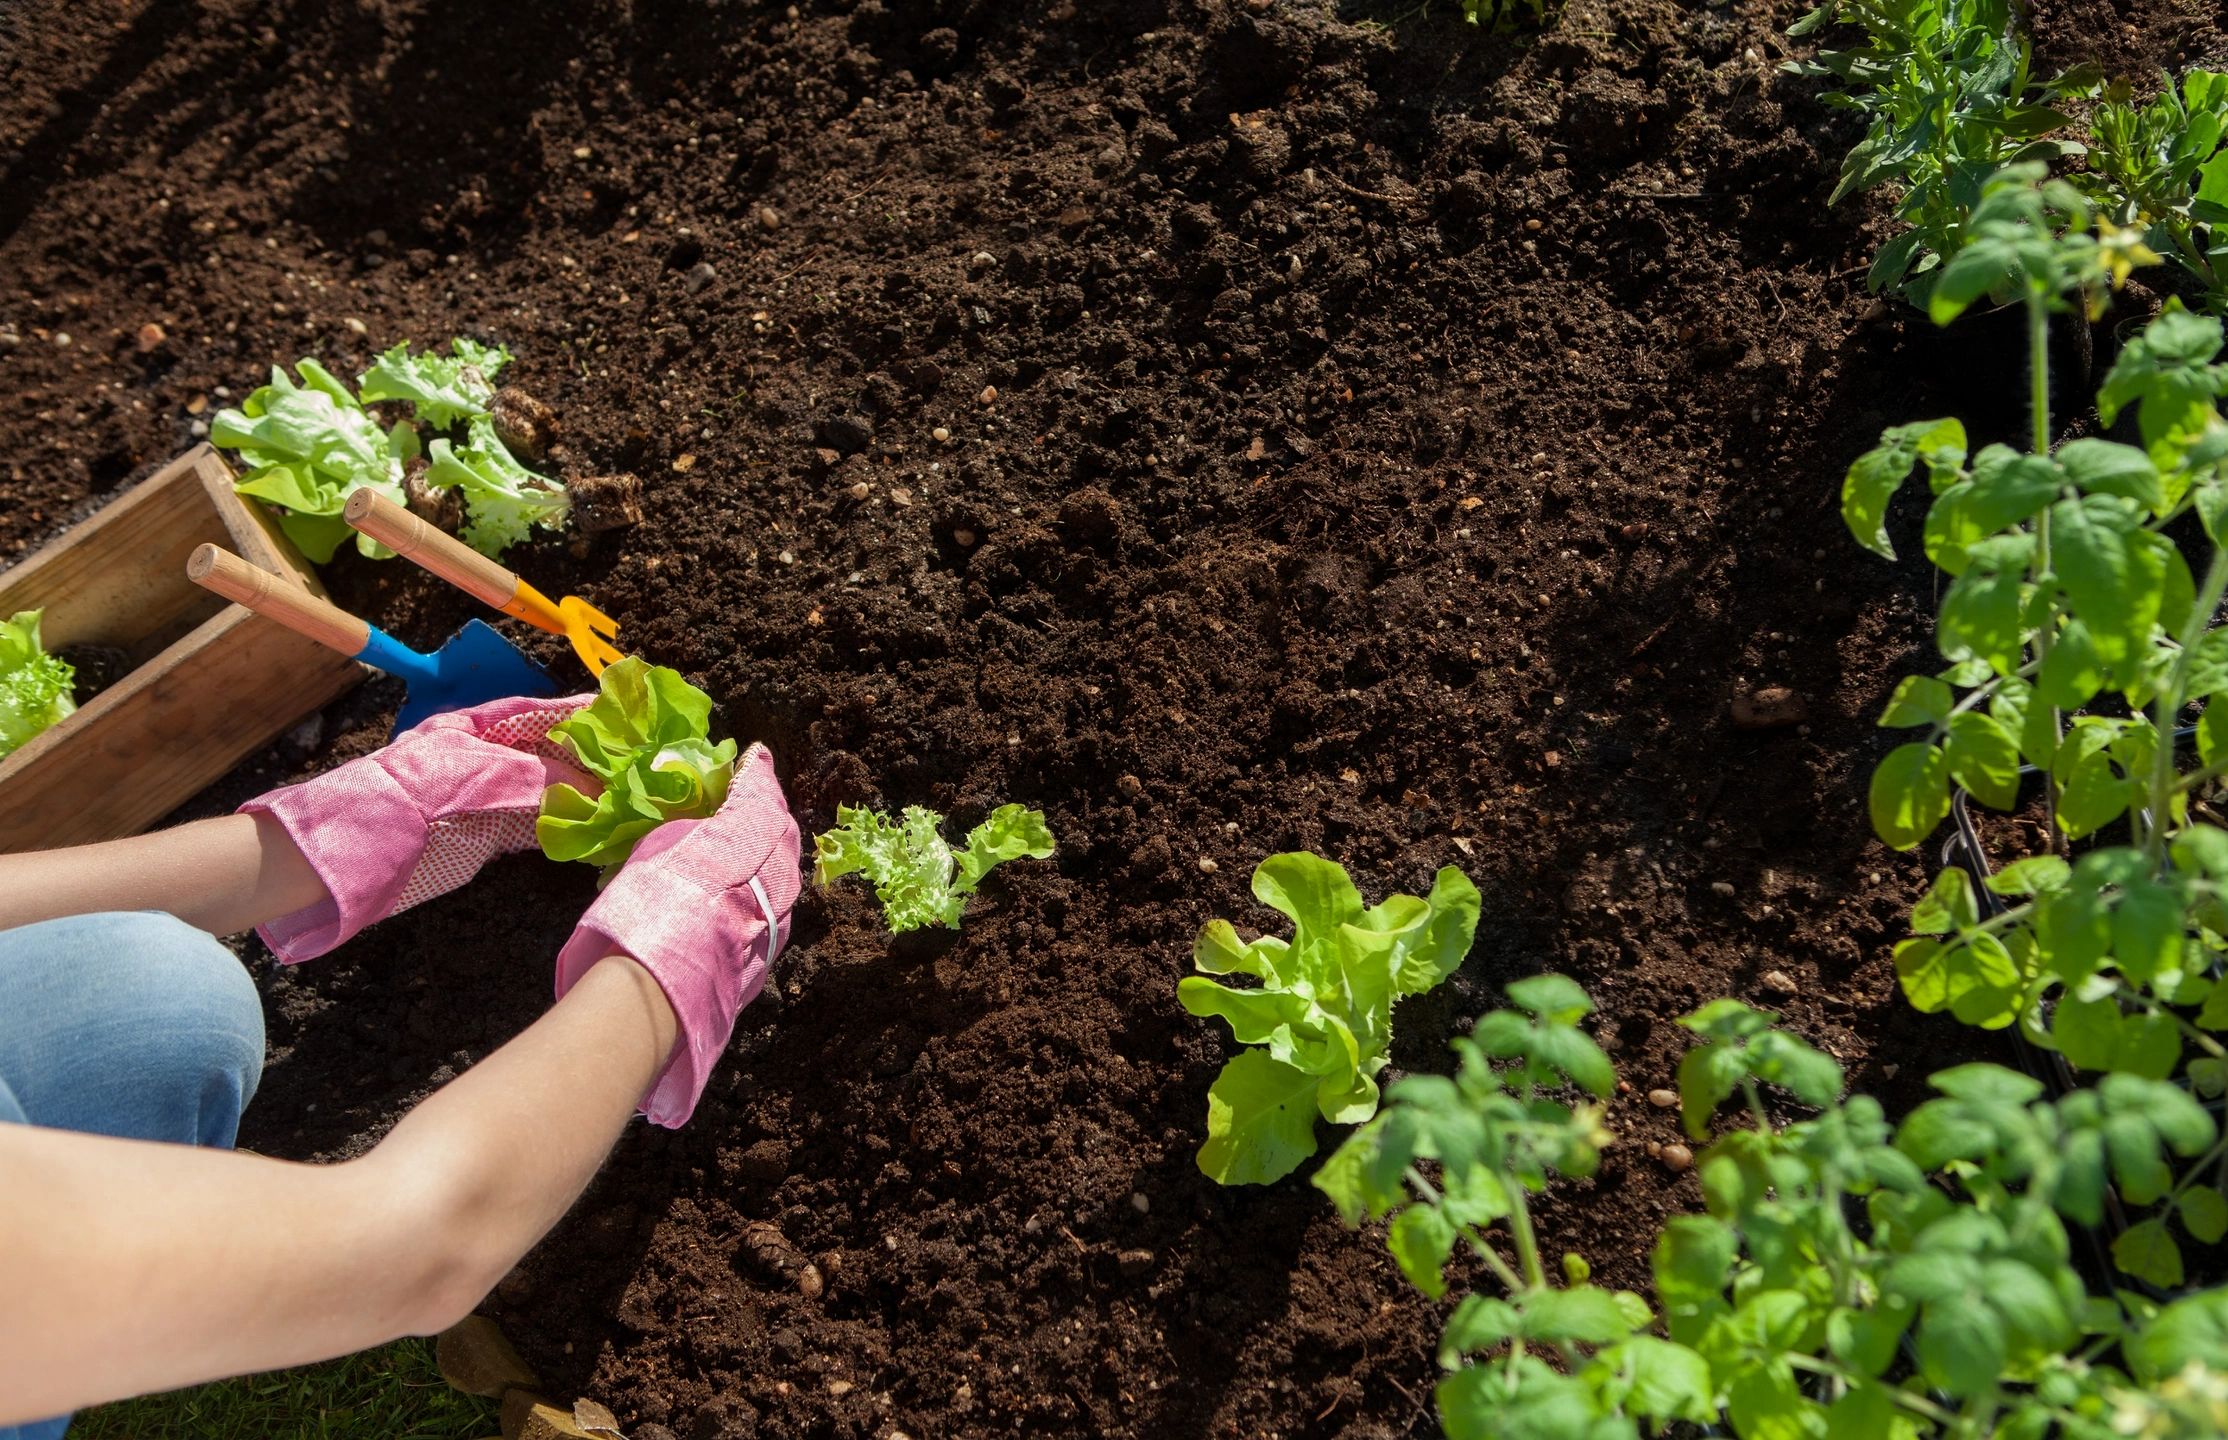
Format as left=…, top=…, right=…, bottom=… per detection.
left=0, top=910, right=265, bottom=1147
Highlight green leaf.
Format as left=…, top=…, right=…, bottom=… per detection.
left=1916, top=1298, right=2008, bottom=1398
left=2053, top=494, right=2164, bottom=674
left=1937, top=567, right=2026, bottom=675
left=1910, top=867, right=1979, bottom=934
left=1196, top=1050, right=1321, bottom=1186
left=423, top=415, right=569, bottom=560
left=2057, top=437, right=2162, bottom=510
left=1590, top=1336, right=1713, bottom=1424
left=1879, top=675, right=1954, bottom=728
left=1520, top=1286, right=1646, bottom=1345
left=955, top=803, right=1058, bottom=888
left=1845, top=418, right=1967, bottom=558
left=1945, top=712, right=2021, bottom=809
left=212, top=360, right=410, bottom=561
left=2113, top=1217, right=2186, bottom=1288
left=2128, top=1290, right=2228, bottom=1382
left=0, top=609, right=76, bottom=759
left=2180, top=1185, right=2228, bottom=1244
left=538, top=657, right=738, bottom=875
left=1386, top=1204, right=1457, bottom=1299
left=357, top=337, right=511, bottom=428
left=1870, top=742, right=1952, bottom=850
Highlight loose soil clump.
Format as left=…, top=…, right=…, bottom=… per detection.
left=8, top=0, right=2216, bottom=1434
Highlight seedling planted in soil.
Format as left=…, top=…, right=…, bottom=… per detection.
left=1323, top=981, right=2228, bottom=1437
left=1846, top=164, right=2228, bottom=1287
left=813, top=803, right=1055, bottom=933
left=1180, top=853, right=1480, bottom=1186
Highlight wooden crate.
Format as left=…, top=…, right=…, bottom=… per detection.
left=0, top=445, right=362, bottom=851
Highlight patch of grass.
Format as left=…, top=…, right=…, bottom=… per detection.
left=69, top=1339, right=494, bottom=1440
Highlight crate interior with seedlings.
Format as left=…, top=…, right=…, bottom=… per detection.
left=12, top=0, right=2228, bottom=1436
left=0, top=446, right=359, bottom=851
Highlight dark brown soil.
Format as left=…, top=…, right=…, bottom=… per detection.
left=5, top=0, right=2220, bottom=1436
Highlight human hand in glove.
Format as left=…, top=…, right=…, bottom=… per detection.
left=552, top=742, right=801, bottom=1127
left=239, top=693, right=598, bottom=963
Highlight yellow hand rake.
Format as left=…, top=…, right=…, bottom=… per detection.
left=344, top=489, right=624, bottom=677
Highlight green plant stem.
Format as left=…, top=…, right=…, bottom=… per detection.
left=1506, top=1184, right=1549, bottom=1292
left=2148, top=547, right=2228, bottom=862
left=2027, top=292, right=2066, bottom=851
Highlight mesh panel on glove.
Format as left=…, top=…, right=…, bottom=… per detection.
left=243, top=695, right=593, bottom=962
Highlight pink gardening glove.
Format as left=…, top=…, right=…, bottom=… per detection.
left=242, top=693, right=597, bottom=963
left=553, top=742, right=800, bottom=1128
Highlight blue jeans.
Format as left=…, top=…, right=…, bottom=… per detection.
left=0, top=912, right=266, bottom=1440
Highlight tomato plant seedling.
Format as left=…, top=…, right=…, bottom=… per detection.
left=1844, top=163, right=2228, bottom=1284
left=2080, top=71, right=2228, bottom=315
left=1321, top=980, right=2228, bottom=1435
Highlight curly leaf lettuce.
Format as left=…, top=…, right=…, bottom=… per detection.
left=814, top=803, right=1055, bottom=932
left=211, top=360, right=411, bottom=563
left=0, top=609, right=76, bottom=759
left=358, top=338, right=512, bottom=430
left=537, top=657, right=737, bottom=875
left=425, top=416, right=569, bottom=559
left=1179, top=854, right=1481, bottom=1186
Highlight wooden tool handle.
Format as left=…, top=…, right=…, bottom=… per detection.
left=187, top=544, right=369, bottom=656
left=345, top=489, right=520, bottom=611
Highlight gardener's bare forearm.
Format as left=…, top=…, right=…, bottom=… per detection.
left=0, top=812, right=327, bottom=935
left=0, top=953, right=675, bottom=1423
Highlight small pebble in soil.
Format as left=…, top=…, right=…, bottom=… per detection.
left=978, top=385, right=998, bottom=405
left=1197, top=856, right=1217, bottom=874
left=572, top=146, right=592, bottom=159
left=52, top=332, right=71, bottom=347
left=889, top=487, right=914, bottom=507
left=1660, top=1144, right=1693, bottom=1172
left=1731, top=684, right=1808, bottom=729
left=135, top=322, right=165, bottom=351
left=952, top=527, right=976, bottom=546
left=1761, top=969, right=1799, bottom=995
left=1710, top=881, right=1735, bottom=897
left=1646, top=1088, right=1677, bottom=1109
left=932, top=426, right=951, bottom=442
left=757, top=205, right=782, bottom=230
left=848, top=481, right=871, bottom=499
left=1131, top=1191, right=1150, bottom=1213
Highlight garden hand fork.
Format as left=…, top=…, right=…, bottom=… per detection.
left=343, top=489, right=624, bottom=677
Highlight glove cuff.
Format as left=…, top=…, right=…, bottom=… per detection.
left=241, top=761, right=428, bottom=963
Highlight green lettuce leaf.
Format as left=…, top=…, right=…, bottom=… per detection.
left=0, top=609, right=75, bottom=759
left=357, top=338, right=512, bottom=429
left=813, top=802, right=1056, bottom=933
left=1181, top=854, right=1481, bottom=1185
left=210, top=360, right=410, bottom=562
left=425, top=416, right=569, bottom=559
left=536, top=657, right=737, bottom=875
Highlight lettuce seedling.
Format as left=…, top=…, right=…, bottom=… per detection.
left=1179, top=853, right=1480, bottom=1186
left=426, top=416, right=570, bottom=559
left=358, top=338, right=512, bottom=429
left=813, top=804, right=1055, bottom=932
left=538, top=657, right=737, bottom=876
left=0, top=609, right=75, bottom=760
left=211, top=360, right=413, bottom=563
